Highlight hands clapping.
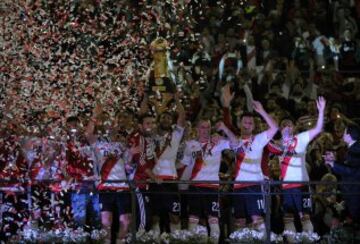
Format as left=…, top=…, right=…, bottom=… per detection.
left=323, top=151, right=336, bottom=167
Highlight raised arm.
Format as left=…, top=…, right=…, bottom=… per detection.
left=216, top=121, right=238, bottom=146
left=85, top=103, right=102, bottom=144
left=220, top=84, right=237, bottom=133
left=252, top=101, right=278, bottom=139
left=175, top=93, right=186, bottom=128
left=243, top=82, right=254, bottom=112
left=221, top=83, right=235, bottom=109
left=308, top=96, right=326, bottom=141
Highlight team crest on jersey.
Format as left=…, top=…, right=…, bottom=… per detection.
left=192, top=150, right=202, bottom=159
left=236, top=146, right=245, bottom=154
left=236, top=137, right=254, bottom=154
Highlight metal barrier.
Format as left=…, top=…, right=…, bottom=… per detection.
left=1, top=179, right=360, bottom=243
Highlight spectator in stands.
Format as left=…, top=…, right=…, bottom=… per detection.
left=324, top=125, right=360, bottom=225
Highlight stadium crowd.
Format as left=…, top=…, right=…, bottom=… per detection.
left=1, top=0, right=360, bottom=243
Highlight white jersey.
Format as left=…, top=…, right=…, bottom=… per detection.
left=280, top=131, right=311, bottom=189
left=76, top=144, right=96, bottom=176
left=153, top=126, right=184, bottom=179
left=93, top=139, right=130, bottom=191
left=65, top=139, right=98, bottom=190
left=180, top=139, right=230, bottom=189
left=233, top=131, right=271, bottom=189
left=25, top=137, right=62, bottom=181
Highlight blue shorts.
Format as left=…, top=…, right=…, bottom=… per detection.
left=71, top=192, right=100, bottom=228
left=187, top=186, right=220, bottom=218
left=233, top=185, right=264, bottom=218
left=282, top=187, right=311, bottom=214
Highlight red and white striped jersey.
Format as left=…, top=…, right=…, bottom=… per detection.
left=233, top=131, right=271, bottom=189
left=153, top=126, right=184, bottom=179
left=93, top=139, right=130, bottom=191
left=25, top=138, right=61, bottom=181
left=128, top=131, right=156, bottom=189
left=279, top=131, right=311, bottom=189
left=180, top=139, right=230, bottom=189
left=66, top=140, right=96, bottom=180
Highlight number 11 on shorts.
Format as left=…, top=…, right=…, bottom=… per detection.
left=257, top=199, right=265, bottom=210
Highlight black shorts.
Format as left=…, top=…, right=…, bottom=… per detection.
left=233, top=185, right=264, bottom=218
left=99, top=191, right=131, bottom=215
left=187, top=186, right=219, bottom=218
left=149, top=183, right=180, bottom=216
left=282, top=187, right=312, bottom=214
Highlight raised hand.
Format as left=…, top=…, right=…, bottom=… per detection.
left=316, top=96, right=326, bottom=112
left=215, top=121, right=226, bottom=132
left=308, top=96, right=327, bottom=141
left=252, top=100, right=265, bottom=114
left=221, top=83, right=234, bottom=108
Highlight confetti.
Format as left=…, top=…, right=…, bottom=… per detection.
left=0, top=0, right=349, bottom=242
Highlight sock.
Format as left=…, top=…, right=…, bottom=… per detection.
left=209, top=217, right=220, bottom=240
left=188, top=216, right=199, bottom=231
left=301, top=215, right=314, bottom=232
left=151, top=222, right=160, bottom=235
left=284, top=216, right=296, bottom=243
left=170, top=222, right=181, bottom=233
left=284, top=216, right=296, bottom=232
left=253, top=218, right=265, bottom=232
left=115, top=238, right=126, bottom=244
left=103, top=226, right=111, bottom=244
left=234, top=218, right=246, bottom=230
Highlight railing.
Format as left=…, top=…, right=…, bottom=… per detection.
left=1, top=179, right=360, bottom=243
